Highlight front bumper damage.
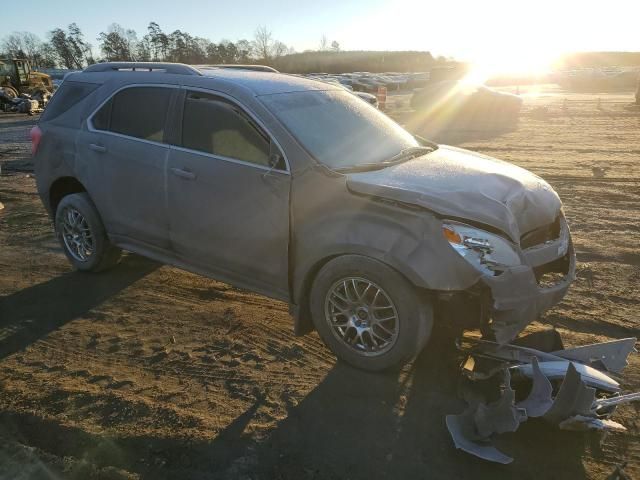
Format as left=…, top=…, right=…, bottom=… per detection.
left=481, top=217, right=576, bottom=344
left=446, top=332, right=639, bottom=464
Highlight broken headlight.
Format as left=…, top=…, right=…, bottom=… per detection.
left=442, top=222, right=521, bottom=276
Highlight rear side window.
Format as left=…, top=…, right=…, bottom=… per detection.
left=91, top=86, right=172, bottom=142
left=40, top=81, right=99, bottom=122
left=181, top=91, right=270, bottom=166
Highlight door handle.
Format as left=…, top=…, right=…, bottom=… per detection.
left=170, top=167, right=196, bottom=180
left=89, top=143, right=107, bottom=153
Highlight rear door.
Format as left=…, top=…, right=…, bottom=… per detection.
left=167, top=89, right=291, bottom=299
left=79, top=85, right=177, bottom=249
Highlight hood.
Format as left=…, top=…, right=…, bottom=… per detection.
left=346, top=145, right=561, bottom=242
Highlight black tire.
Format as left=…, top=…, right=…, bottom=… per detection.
left=55, top=193, right=121, bottom=272
left=310, top=255, right=432, bottom=371
left=1, top=86, right=18, bottom=99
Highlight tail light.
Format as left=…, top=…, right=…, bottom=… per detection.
left=30, top=125, right=42, bottom=155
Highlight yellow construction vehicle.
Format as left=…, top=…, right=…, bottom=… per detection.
left=0, top=58, right=53, bottom=100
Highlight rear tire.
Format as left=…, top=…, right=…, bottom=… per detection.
left=310, top=255, right=432, bottom=371
left=55, top=193, right=121, bottom=272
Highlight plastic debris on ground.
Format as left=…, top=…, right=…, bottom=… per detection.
left=446, top=329, right=639, bottom=464
left=0, top=90, right=47, bottom=115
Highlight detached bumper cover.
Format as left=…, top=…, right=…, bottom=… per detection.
left=482, top=218, right=576, bottom=343
left=450, top=334, right=639, bottom=464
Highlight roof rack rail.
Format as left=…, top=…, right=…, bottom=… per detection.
left=83, top=62, right=202, bottom=76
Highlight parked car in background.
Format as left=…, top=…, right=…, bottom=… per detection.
left=411, top=80, right=523, bottom=129
left=352, top=77, right=385, bottom=93
left=353, top=91, right=378, bottom=107
left=304, top=75, right=379, bottom=108
left=33, top=62, right=574, bottom=371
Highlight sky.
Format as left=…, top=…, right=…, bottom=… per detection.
left=3, top=0, right=640, bottom=74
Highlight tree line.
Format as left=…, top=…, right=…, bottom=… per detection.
left=1, top=22, right=443, bottom=73
left=0, top=22, right=298, bottom=69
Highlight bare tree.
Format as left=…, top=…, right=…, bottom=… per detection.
left=272, top=41, right=289, bottom=59
left=22, top=32, right=43, bottom=61
left=319, top=34, right=328, bottom=51
left=1, top=32, right=48, bottom=67
left=331, top=40, right=340, bottom=52
left=1, top=34, right=22, bottom=55
left=253, top=25, right=273, bottom=60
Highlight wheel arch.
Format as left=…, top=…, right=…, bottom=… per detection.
left=291, top=247, right=425, bottom=336
left=48, top=176, right=87, bottom=218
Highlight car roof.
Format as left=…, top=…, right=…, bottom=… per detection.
left=197, top=68, right=341, bottom=95
left=73, top=62, right=341, bottom=97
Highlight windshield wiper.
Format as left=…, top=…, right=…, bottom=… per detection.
left=335, top=146, right=436, bottom=173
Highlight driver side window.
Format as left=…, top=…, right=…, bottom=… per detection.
left=181, top=91, right=276, bottom=168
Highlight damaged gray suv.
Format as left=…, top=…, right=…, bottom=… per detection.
left=32, top=62, right=575, bottom=371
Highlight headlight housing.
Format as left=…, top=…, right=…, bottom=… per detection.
left=442, top=221, right=521, bottom=276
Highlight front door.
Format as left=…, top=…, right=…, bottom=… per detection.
left=78, top=85, right=177, bottom=249
left=167, top=89, right=291, bottom=299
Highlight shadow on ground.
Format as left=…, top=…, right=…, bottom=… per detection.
left=0, top=330, right=592, bottom=479
left=0, top=255, right=159, bottom=360
left=243, top=340, right=590, bottom=480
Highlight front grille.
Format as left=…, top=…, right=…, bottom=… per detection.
left=520, top=215, right=561, bottom=249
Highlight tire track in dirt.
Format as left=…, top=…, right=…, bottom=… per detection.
left=139, top=279, right=336, bottom=366
left=30, top=338, right=328, bottom=389
left=544, top=176, right=640, bottom=184
left=469, top=145, right=640, bottom=155
left=599, top=437, right=640, bottom=472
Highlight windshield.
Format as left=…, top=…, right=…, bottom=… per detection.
left=0, top=62, right=12, bottom=77
left=260, top=90, right=421, bottom=170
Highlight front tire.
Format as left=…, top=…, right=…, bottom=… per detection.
left=310, top=255, right=432, bottom=371
left=55, top=193, right=121, bottom=272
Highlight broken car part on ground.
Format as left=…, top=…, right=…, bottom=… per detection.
left=0, top=90, right=47, bottom=115
left=447, top=332, right=639, bottom=464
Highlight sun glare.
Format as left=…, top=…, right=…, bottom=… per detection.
left=462, top=49, right=556, bottom=86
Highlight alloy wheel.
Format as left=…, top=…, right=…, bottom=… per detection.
left=59, top=206, right=94, bottom=262
left=324, top=277, right=399, bottom=356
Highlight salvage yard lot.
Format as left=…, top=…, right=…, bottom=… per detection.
left=0, top=89, right=639, bottom=479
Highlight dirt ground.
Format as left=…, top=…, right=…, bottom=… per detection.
left=0, top=87, right=639, bottom=480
